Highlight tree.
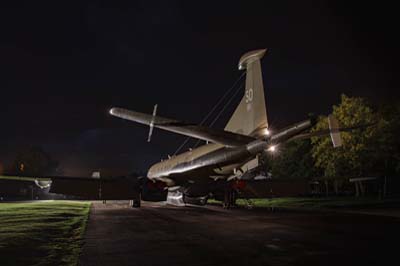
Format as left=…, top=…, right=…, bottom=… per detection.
left=311, top=94, right=377, bottom=178
left=264, top=139, right=319, bottom=178
left=265, top=94, right=398, bottom=183
left=367, top=103, right=400, bottom=176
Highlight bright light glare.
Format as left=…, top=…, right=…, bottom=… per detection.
left=268, top=145, right=276, bottom=152
left=263, top=128, right=271, bottom=136
left=109, top=108, right=114, bottom=115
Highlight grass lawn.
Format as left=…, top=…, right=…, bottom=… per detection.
left=0, top=201, right=91, bottom=266
left=209, top=197, right=400, bottom=210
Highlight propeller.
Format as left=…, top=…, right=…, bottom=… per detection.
left=147, top=104, right=158, bottom=142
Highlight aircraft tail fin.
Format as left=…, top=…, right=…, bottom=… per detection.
left=224, top=49, right=269, bottom=136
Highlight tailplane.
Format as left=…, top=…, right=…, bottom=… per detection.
left=225, top=49, right=269, bottom=136
left=328, top=115, right=343, bottom=148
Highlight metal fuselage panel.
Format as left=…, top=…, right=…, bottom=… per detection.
left=147, top=142, right=248, bottom=183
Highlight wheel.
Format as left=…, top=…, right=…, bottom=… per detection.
left=199, top=197, right=208, bottom=206
left=132, top=199, right=141, bottom=208
left=131, top=192, right=141, bottom=208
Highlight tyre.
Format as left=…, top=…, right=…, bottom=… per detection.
left=132, top=199, right=141, bottom=208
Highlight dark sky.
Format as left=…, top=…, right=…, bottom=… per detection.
left=0, top=1, right=399, bottom=176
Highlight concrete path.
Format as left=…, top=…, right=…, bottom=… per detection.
left=79, top=201, right=399, bottom=266
left=342, top=208, right=400, bottom=218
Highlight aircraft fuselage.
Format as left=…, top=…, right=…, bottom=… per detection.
left=147, top=119, right=315, bottom=186
left=147, top=140, right=266, bottom=185
left=147, top=143, right=239, bottom=185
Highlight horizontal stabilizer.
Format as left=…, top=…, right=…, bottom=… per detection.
left=290, top=117, right=375, bottom=145
left=328, top=115, right=342, bottom=148
left=109, top=107, right=256, bottom=147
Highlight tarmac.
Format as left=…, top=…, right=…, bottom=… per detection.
left=79, top=201, right=399, bottom=266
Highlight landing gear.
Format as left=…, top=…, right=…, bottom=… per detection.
left=222, top=189, right=236, bottom=209
left=198, top=197, right=208, bottom=206
left=182, top=194, right=208, bottom=206
left=131, top=199, right=141, bottom=208
left=130, top=192, right=141, bottom=208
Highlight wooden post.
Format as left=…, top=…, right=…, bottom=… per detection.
left=384, top=159, right=388, bottom=198
left=334, top=180, right=338, bottom=195
left=360, top=181, right=365, bottom=196
left=325, top=180, right=329, bottom=197
left=384, top=176, right=387, bottom=198
left=355, top=182, right=359, bottom=197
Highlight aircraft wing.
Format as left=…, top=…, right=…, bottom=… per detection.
left=267, top=116, right=376, bottom=148
left=109, top=107, right=256, bottom=147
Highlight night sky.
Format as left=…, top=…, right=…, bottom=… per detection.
left=0, top=1, right=399, bottom=176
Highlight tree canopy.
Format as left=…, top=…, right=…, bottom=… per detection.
left=311, top=94, right=377, bottom=178
left=264, top=139, right=319, bottom=178
left=266, top=94, right=400, bottom=179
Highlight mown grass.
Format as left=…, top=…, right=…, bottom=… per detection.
left=0, top=201, right=91, bottom=266
left=209, top=197, right=400, bottom=209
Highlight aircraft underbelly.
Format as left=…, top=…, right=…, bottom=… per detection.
left=152, top=160, right=247, bottom=186
left=213, top=163, right=242, bottom=175
left=148, top=140, right=266, bottom=184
